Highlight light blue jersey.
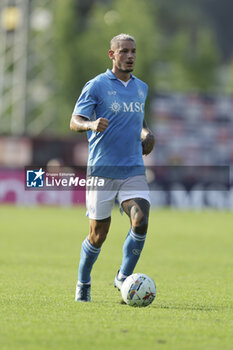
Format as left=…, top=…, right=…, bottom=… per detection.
left=73, top=69, right=148, bottom=178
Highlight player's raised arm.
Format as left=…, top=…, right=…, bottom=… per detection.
left=70, top=115, right=109, bottom=133
left=141, top=119, right=155, bottom=155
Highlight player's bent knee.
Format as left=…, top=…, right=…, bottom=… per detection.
left=132, top=214, right=148, bottom=234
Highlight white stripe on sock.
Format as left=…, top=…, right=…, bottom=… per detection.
left=85, top=238, right=101, bottom=252
left=84, top=238, right=101, bottom=254
left=129, top=229, right=146, bottom=241
left=84, top=241, right=99, bottom=254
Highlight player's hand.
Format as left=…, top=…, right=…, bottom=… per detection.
left=142, top=133, right=155, bottom=155
left=91, top=118, right=109, bottom=132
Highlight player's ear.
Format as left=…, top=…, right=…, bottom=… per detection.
left=108, top=49, right=114, bottom=60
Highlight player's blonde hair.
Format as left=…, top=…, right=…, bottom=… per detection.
left=110, top=34, right=136, bottom=48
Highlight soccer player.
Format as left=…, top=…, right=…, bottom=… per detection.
left=70, top=33, right=155, bottom=302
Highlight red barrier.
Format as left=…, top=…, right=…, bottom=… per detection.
left=0, top=169, right=85, bottom=206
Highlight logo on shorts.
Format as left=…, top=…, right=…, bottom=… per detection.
left=26, top=168, right=45, bottom=188
left=89, top=206, right=95, bottom=214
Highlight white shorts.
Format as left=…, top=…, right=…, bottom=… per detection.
left=86, top=175, right=150, bottom=220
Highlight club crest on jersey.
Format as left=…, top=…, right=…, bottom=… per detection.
left=138, top=89, right=144, bottom=98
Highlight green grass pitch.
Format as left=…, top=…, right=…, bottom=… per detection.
left=0, top=206, right=232, bottom=350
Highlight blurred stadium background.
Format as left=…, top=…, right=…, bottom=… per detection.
left=0, top=0, right=233, bottom=208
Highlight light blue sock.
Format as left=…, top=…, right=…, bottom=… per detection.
left=78, top=237, right=101, bottom=284
left=120, top=228, right=147, bottom=276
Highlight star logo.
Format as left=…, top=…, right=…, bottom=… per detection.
left=110, top=101, right=121, bottom=113
left=26, top=168, right=45, bottom=188
left=34, top=168, right=45, bottom=181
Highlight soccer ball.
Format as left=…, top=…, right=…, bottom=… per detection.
left=121, top=273, right=156, bottom=307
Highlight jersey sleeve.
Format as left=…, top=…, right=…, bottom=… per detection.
left=72, top=80, right=98, bottom=119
